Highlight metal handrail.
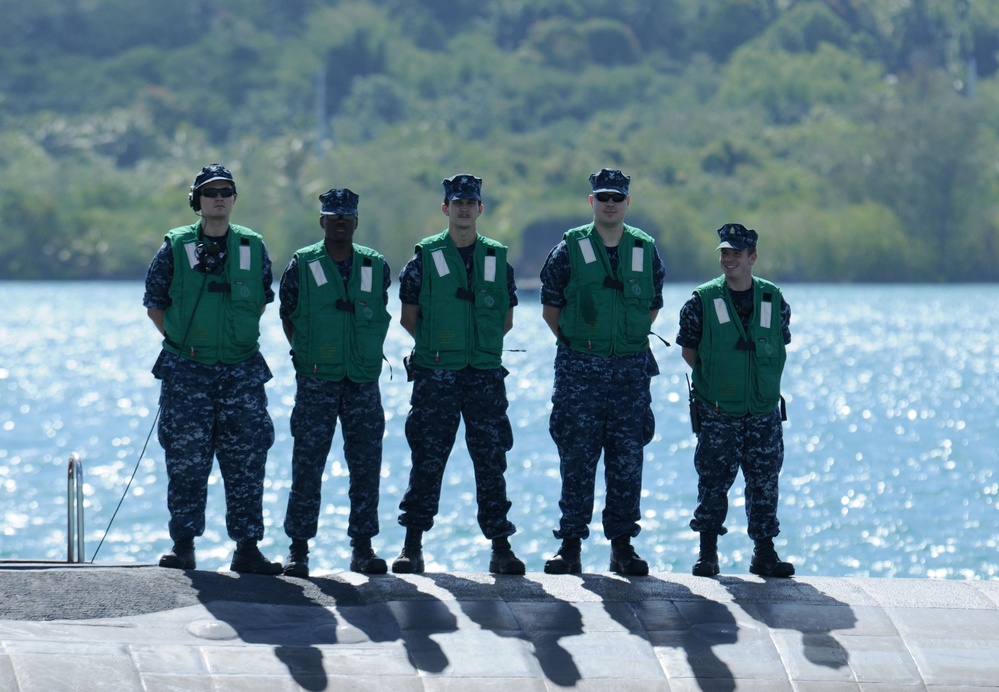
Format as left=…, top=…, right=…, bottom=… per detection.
left=67, top=453, right=84, bottom=563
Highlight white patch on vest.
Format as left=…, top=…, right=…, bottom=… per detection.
left=432, top=249, right=450, bottom=277
left=360, top=265, right=373, bottom=292
left=760, top=300, right=772, bottom=328
left=632, top=246, right=644, bottom=273
left=484, top=255, right=496, bottom=282
left=579, top=238, right=597, bottom=264
left=184, top=242, right=199, bottom=269
left=713, top=297, right=731, bottom=325
left=240, top=245, right=251, bottom=270
left=308, top=261, right=328, bottom=287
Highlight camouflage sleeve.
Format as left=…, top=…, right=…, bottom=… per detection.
left=539, top=241, right=570, bottom=308
left=651, top=245, right=666, bottom=311
left=142, top=239, right=174, bottom=310
left=278, top=256, right=299, bottom=321
left=260, top=243, right=275, bottom=304
left=675, top=293, right=703, bottom=349
left=781, top=296, right=791, bottom=345
left=398, top=252, right=422, bottom=305
left=382, top=260, right=392, bottom=304
left=507, top=261, right=519, bottom=308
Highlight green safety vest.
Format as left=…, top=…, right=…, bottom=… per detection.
left=412, top=231, right=509, bottom=370
left=162, top=223, right=266, bottom=364
left=691, top=276, right=786, bottom=416
left=558, top=223, right=656, bottom=357
left=289, top=242, right=390, bottom=382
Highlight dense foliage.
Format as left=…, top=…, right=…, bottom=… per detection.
left=1, top=0, right=998, bottom=282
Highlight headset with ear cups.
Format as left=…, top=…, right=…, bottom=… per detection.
left=188, top=184, right=201, bottom=212
left=188, top=163, right=237, bottom=213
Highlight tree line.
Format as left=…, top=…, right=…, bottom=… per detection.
left=1, top=0, right=997, bottom=283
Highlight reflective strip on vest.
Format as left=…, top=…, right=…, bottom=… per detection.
left=431, top=249, right=449, bottom=277
left=632, top=246, right=644, bottom=273
left=713, top=297, right=731, bottom=325
left=240, top=244, right=251, bottom=270
left=579, top=238, right=597, bottom=264
left=484, top=255, right=496, bottom=282
left=309, top=260, right=328, bottom=287
left=360, top=265, right=372, bottom=292
left=760, top=299, right=772, bottom=329
left=183, top=242, right=199, bottom=269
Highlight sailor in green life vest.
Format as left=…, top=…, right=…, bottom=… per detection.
left=676, top=222, right=794, bottom=578
left=142, top=163, right=282, bottom=576
left=539, top=168, right=666, bottom=577
left=278, top=188, right=392, bottom=578
left=392, top=174, right=526, bottom=575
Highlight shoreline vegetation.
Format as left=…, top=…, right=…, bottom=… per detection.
left=2, top=1, right=998, bottom=283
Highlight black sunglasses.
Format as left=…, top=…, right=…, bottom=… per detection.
left=595, top=192, right=627, bottom=203
left=200, top=187, right=236, bottom=198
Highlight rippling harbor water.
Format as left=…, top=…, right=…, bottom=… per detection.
left=1, top=281, right=998, bottom=579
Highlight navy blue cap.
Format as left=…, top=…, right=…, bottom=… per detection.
left=442, top=174, right=482, bottom=201
left=193, top=163, right=235, bottom=191
left=320, top=188, right=359, bottom=216
left=716, top=223, right=759, bottom=251
left=589, top=168, right=630, bottom=195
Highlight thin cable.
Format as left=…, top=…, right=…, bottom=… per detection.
left=89, top=406, right=160, bottom=562
left=91, top=254, right=213, bottom=562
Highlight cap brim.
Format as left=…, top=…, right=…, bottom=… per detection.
left=592, top=187, right=628, bottom=195
left=197, top=175, right=233, bottom=188
left=716, top=241, right=749, bottom=250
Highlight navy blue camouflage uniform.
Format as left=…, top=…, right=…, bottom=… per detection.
left=539, top=241, right=666, bottom=541
left=279, top=254, right=391, bottom=541
left=676, top=288, right=792, bottom=541
left=143, top=238, right=275, bottom=543
left=397, top=247, right=518, bottom=539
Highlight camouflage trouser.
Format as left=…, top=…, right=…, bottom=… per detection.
left=398, top=365, right=515, bottom=539
left=689, top=402, right=783, bottom=540
left=284, top=375, right=384, bottom=541
left=549, top=351, right=655, bottom=541
left=155, top=351, right=274, bottom=542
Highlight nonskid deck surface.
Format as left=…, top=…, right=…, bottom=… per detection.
left=1, top=566, right=997, bottom=690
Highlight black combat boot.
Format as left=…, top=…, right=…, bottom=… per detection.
left=609, top=536, right=649, bottom=576
left=692, top=532, right=720, bottom=577
left=544, top=537, right=582, bottom=575
left=350, top=536, right=388, bottom=575
left=230, top=539, right=283, bottom=575
left=159, top=538, right=196, bottom=570
left=391, top=528, right=425, bottom=574
left=489, top=536, right=526, bottom=575
left=749, top=537, right=795, bottom=578
left=283, top=539, right=310, bottom=578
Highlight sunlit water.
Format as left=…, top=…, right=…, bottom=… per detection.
left=1, top=282, right=998, bottom=579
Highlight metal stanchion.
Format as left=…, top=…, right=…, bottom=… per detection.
left=67, top=453, right=84, bottom=563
